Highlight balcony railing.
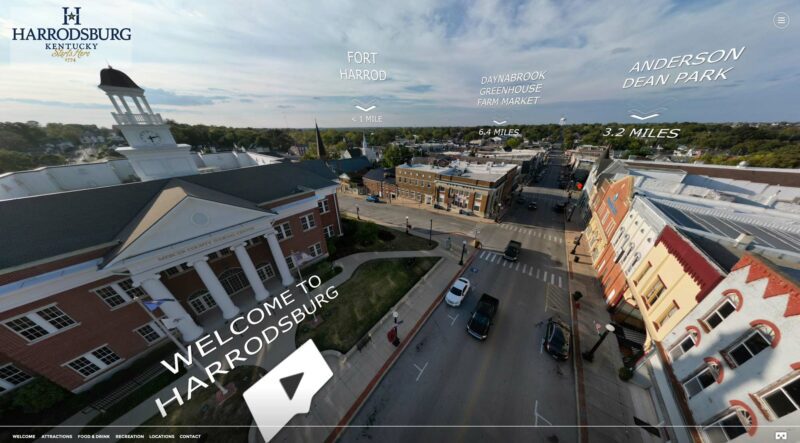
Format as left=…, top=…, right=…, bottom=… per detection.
left=112, top=112, right=164, bottom=126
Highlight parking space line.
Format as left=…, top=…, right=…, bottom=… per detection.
left=551, top=274, right=555, bottom=285
left=480, top=251, right=487, bottom=259
left=536, top=269, right=540, bottom=278
left=414, top=362, right=429, bottom=382
left=502, top=260, right=508, bottom=268
left=522, top=264, right=528, bottom=273
left=559, top=276, right=563, bottom=288
left=515, top=263, right=520, bottom=271
left=447, top=313, right=459, bottom=326
left=528, top=267, right=533, bottom=276
left=543, top=271, right=548, bottom=281
left=489, top=254, right=496, bottom=263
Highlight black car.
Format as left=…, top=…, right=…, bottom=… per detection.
left=527, top=202, right=537, bottom=210
left=467, top=294, right=499, bottom=340
left=544, top=317, right=571, bottom=361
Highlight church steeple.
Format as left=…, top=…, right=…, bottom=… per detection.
left=315, top=120, right=327, bottom=160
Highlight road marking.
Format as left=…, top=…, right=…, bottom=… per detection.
left=536, top=269, right=540, bottom=278
left=534, top=400, right=553, bottom=426
left=528, top=267, right=533, bottom=276
left=447, top=313, right=459, bottom=326
left=502, top=260, right=508, bottom=268
left=515, top=263, right=520, bottom=271
left=489, top=253, right=496, bottom=263
left=540, top=338, right=545, bottom=354
left=414, top=362, right=429, bottom=382
left=551, top=274, right=555, bottom=285
left=480, top=251, right=487, bottom=259
left=522, top=264, right=528, bottom=273
left=543, top=271, right=549, bottom=281
left=559, top=276, right=563, bottom=288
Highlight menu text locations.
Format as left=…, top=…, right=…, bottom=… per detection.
left=623, top=47, right=745, bottom=89
left=478, top=71, right=545, bottom=107
left=340, top=51, right=387, bottom=81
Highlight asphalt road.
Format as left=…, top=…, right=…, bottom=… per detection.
left=338, top=155, right=578, bottom=443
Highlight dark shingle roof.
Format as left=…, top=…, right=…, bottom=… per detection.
left=99, top=67, right=141, bottom=89
left=327, top=157, right=371, bottom=174
left=363, top=168, right=396, bottom=184
left=0, top=162, right=336, bottom=270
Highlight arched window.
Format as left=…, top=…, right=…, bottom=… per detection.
left=626, top=252, right=642, bottom=274
left=723, top=321, right=778, bottom=368
left=218, top=268, right=249, bottom=295
left=188, top=290, right=216, bottom=315
left=702, top=406, right=754, bottom=442
left=703, top=291, right=741, bottom=330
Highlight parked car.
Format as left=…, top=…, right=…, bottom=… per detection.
left=366, top=194, right=380, bottom=203
left=467, top=294, right=499, bottom=340
left=544, top=317, right=571, bottom=361
left=527, top=202, right=537, bottom=210
left=503, top=240, right=522, bottom=261
left=445, top=277, right=471, bottom=307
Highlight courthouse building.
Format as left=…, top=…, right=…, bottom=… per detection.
left=0, top=68, right=342, bottom=394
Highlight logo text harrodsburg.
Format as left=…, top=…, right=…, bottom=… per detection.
left=10, top=7, right=132, bottom=63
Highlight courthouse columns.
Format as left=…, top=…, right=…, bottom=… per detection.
left=190, top=257, right=241, bottom=320
left=231, top=243, right=270, bottom=301
left=264, top=232, right=295, bottom=287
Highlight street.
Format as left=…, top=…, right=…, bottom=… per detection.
left=338, top=155, right=578, bottom=442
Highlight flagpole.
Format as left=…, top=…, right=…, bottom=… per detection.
left=134, top=296, right=229, bottom=396
left=292, top=251, right=317, bottom=323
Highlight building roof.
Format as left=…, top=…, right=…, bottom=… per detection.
left=0, top=162, right=337, bottom=271
left=99, top=67, right=141, bottom=90
left=624, top=160, right=800, bottom=187
left=656, top=226, right=725, bottom=303
left=679, top=229, right=744, bottom=272
left=326, top=157, right=371, bottom=174
left=363, top=168, right=396, bottom=184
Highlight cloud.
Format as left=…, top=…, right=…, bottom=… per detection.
left=0, top=98, right=107, bottom=109
left=144, top=88, right=229, bottom=106
left=404, top=84, right=434, bottom=93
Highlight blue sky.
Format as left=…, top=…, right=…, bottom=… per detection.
left=0, top=0, right=798, bottom=127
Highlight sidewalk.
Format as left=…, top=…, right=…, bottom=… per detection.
left=564, top=224, right=661, bottom=443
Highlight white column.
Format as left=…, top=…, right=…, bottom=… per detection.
left=190, top=257, right=241, bottom=320
left=119, top=96, right=133, bottom=114
left=139, top=277, right=204, bottom=342
left=265, top=232, right=295, bottom=286
left=107, top=94, right=123, bottom=114
left=132, top=96, right=146, bottom=114
left=232, top=243, right=270, bottom=301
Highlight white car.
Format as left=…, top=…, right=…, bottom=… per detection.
left=445, top=277, right=471, bottom=307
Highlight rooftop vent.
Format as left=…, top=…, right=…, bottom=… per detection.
left=735, top=232, right=755, bottom=249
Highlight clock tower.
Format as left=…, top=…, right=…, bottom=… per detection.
left=98, top=67, right=198, bottom=181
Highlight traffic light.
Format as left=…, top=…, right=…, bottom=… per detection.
left=576, top=182, right=584, bottom=190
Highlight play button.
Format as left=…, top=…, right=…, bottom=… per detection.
left=279, top=372, right=304, bottom=400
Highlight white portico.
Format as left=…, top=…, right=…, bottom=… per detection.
left=103, top=179, right=298, bottom=342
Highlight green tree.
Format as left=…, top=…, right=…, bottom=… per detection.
left=11, top=378, right=68, bottom=413
left=506, top=138, right=521, bottom=149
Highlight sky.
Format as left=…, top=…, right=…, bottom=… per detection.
left=0, top=0, right=798, bottom=128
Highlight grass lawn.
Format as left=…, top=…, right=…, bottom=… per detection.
left=296, top=256, right=440, bottom=353
left=300, top=259, right=342, bottom=283
left=329, top=217, right=436, bottom=260
left=131, top=366, right=265, bottom=443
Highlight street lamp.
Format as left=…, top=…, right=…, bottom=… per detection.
left=405, top=216, right=410, bottom=234
left=582, top=324, right=616, bottom=362
left=459, top=240, right=467, bottom=265
left=356, top=205, right=360, bottom=220
left=429, top=219, right=433, bottom=246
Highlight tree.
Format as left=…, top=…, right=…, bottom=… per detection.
left=354, top=221, right=379, bottom=246
left=380, top=145, right=412, bottom=167
left=11, top=378, right=68, bottom=413
left=506, top=138, right=521, bottom=149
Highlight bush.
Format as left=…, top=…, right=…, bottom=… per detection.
left=326, top=238, right=337, bottom=257
left=377, top=229, right=395, bottom=242
left=11, top=379, right=68, bottom=413
left=618, top=367, right=634, bottom=382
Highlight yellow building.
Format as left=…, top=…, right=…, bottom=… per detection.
left=628, top=226, right=725, bottom=347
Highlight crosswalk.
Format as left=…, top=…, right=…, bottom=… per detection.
left=545, top=283, right=569, bottom=316
left=497, top=224, right=564, bottom=244
left=477, top=251, right=565, bottom=288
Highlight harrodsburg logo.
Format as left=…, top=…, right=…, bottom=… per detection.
left=11, top=6, right=132, bottom=63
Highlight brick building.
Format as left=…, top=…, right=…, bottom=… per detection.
left=0, top=68, right=343, bottom=394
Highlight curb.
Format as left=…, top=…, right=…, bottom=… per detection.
left=324, top=249, right=479, bottom=443
left=565, top=229, right=589, bottom=443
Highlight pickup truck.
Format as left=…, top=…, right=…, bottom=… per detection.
left=467, top=293, right=499, bottom=340
left=503, top=240, right=522, bottom=261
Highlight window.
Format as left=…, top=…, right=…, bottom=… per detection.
left=118, top=278, right=146, bottom=298
left=0, top=364, right=32, bottom=390
left=66, top=346, right=121, bottom=379
left=644, top=278, right=667, bottom=308
left=136, top=324, right=163, bottom=344
left=634, top=262, right=653, bottom=285
left=705, top=296, right=738, bottom=330
left=300, top=214, right=316, bottom=231
left=317, top=199, right=330, bottom=214
left=670, top=332, right=698, bottom=360
left=762, top=376, right=800, bottom=419
left=324, top=225, right=335, bottom=239
left=256, top=263, right=275, bottom=281
left=275, top=222, right=293, bottom=240
left=724, top=326, right=774, bottom=367
left=655, top=302, right=679, bottom=330
left=309, top=243, right=323, bottom=257
left=285, top=256, right=296, bottom=270
left=37, top=306, right=76, bottom=329
left=683, top=363, right=720, bottom=398
left=94, top=286, right=127, bottom=308
left=188, top=290, right=217, bottom=315
left=5, top=305, right=76, bottom=342
left=703, top=409, right=751, bottom=443
left=218, top=268, right=249, bottom=295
